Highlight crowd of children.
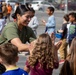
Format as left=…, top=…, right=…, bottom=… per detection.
left=0, top=1, right=76, bottom=75
left=56, top=12, right=76, bottom=64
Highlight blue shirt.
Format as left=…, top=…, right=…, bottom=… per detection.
left=45, top=15, right=56, bottom=35
left=2, top=68, right=28, bottom=75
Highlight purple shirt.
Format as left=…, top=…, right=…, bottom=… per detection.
left=25, top=60, right=59, bottom=75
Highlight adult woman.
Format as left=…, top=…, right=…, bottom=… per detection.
left=0, top=5, right=36, bottom=52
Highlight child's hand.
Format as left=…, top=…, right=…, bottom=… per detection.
left=57, top=29, right=63, bottom=33
left=52, top=41, right=62, bottom=63
left=54, top=41, right=62, bottom=51
left=29, top=40, right=37, bottom=55
left=42, top=19, right=46, bottom=25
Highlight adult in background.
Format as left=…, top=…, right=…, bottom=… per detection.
left=2, top=2, right=8, bottom=19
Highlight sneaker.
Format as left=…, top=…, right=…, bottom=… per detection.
left=59, top=59, right=65, bottom=64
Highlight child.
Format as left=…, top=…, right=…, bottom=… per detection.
left=58, top=14, right=69, bottom=63
left=28, top=8, right=39, bottom=36
left=42, top=7, right=56, bottom=35
left=60, top=37, right=76, bottom=75
left=67, top=12, right=76, bottom=47
left=0, top=43, right=28, bottom=75
left=0, top=12, right=6, bottom=35
left=24, top=33, right=59, bottom=75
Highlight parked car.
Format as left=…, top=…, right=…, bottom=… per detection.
left=59, top=1, right=76, bottom=10
left=52, top=2, right=60, bottom=10
left=31, top=0, right=55, bottom=11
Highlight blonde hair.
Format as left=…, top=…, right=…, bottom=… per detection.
left=28, top=33, right=54, bottom=69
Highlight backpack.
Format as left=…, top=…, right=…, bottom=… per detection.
left=68, top=24, right=76, bottom=42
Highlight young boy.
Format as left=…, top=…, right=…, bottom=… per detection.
left=58, top=14, right=69, bottom=64
left=0, top=43, right=28, bottom=75
left=42, top=7, right=56, bottom=35
left=67, top=12, right=76, bottom=47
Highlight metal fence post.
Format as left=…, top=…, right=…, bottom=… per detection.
left=65, top=0, right=68, bottom=14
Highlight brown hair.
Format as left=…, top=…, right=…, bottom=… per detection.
left=69, top=37, right=76, bottom=75
left=0, top=43, right=19, bottom=65
left=63, top=14, right=69, bottom=22
left=47, top=7, right=55, bottom=13
left=28, top=33, right=54, bottom=69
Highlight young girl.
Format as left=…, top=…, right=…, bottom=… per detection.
left=60, top=37, right=76, bottom=75
left=24, top=33, right=59, bottom=75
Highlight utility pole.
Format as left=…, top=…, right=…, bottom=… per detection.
left=24, top=0, right=26, bottom=4
left=65, top=0, right=68, bottom=14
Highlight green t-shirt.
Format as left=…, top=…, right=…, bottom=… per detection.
left=0, top=22, right=36, bottom=44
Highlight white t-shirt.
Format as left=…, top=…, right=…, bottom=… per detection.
left=67, top=23, right=71, bottom=43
